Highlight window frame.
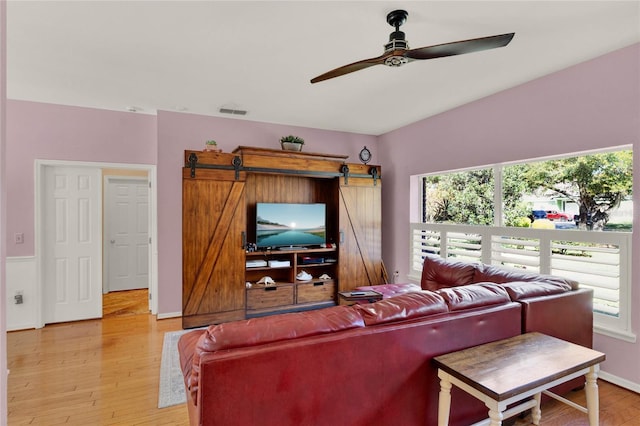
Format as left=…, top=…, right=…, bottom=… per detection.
left=414, top=145, right=634, bottom=343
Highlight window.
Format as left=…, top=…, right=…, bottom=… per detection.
left=413, top=147, right=634, bottom=342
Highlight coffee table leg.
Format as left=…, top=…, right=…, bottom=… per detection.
left=437, top=372, right=452, bottom=426
left=585, top=366, right=599, bottom=426
left=486, top=401, right=503, bottom=426
left=531, top=393, right=542, bottom=425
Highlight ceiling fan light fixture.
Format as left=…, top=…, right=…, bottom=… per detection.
left=384, top=56, right=409, bottom=67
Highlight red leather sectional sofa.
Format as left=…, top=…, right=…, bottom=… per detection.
left=178, top=255, right=592, bottom=426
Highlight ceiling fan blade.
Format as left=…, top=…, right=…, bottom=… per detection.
left=404, top=32, right=514, bottom=61
left=310, top=54, right=389, bottom=84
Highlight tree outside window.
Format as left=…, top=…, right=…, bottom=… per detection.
left=422, top=149, right=632, bottom=232
left=515, top=150, right=632, bottom=231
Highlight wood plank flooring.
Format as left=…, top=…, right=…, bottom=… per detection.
left=103, top=288, right=150, bottom=317
left=6, top=297, right=640, bottom=425
left=512, top=381, right=640, bottom=425
left=7, top=311, right=188, bottom=424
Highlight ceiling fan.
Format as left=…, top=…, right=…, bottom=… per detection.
left=310, top=10, right=514, bottom=84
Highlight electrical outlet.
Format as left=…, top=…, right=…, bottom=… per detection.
left=15, top=233, right=24, bottom=244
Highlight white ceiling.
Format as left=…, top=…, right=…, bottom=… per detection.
left=7, top=1, right=640, bottom=135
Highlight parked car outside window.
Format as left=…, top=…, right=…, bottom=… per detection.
left=529, top=210, right=547, bottom=222
left=531, top=210, right=547, bottom=220
left=545, top=210, right=570, bottom=221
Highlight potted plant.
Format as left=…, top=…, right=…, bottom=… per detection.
left=280, top=135, right=305, bottom=152
left=204, top=140, right=221, bottom=152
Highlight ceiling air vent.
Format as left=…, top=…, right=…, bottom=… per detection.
left=219, top=108, right=247, bottom=115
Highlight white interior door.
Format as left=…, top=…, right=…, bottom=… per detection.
left=104, top=177, right=149, bottom=293
left=43, top=166, right=102, bottom=324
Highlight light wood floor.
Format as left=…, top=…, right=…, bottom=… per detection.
left=7, top=290, right=188, bottom=425
left=103, top=288, right=150, bottom=317
left=511, top=382, right=640, bottom=425
left=7, top=292, right=640, bottom=425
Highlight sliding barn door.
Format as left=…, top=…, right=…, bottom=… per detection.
left=182, top=170, right=246, bottom=328
left=338, top=176, right=384, bottom=291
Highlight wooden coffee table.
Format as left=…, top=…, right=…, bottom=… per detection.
left=433, top=332, right=605, bottom=426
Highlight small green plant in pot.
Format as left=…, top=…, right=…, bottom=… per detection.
left=204, top=140, right=221, bottom=152
left=280, top=135, right=304, bottom=151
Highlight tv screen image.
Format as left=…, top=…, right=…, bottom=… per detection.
left=256, top=203, right=326, bottom=248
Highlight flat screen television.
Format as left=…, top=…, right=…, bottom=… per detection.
left=256, top=203, right=326, bottom=249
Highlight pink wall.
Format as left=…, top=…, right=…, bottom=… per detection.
left=5, top=100, right=157, bottom=256
left=1, top=0, right=8, bottom=421
left=4, top=99, right=377, bottom=317
left=156, top=111, right=377, bottom=314
left=379, top=43, right=640, bottom=385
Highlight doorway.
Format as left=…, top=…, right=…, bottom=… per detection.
left=103, top=176, right=149, bottom=294
left=36, top=160, right=158, bottom=328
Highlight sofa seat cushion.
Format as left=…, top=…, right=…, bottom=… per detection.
left=354, top=291, right=448, bottom=326
left=474, top=264, right=579, bottom=290
left=437, top=283, right=511, bottom=311
left=501, top=280, right=572, bottom=301
left=421, top=254, right=477, bottom=291
left=355, top=283, right=422, bottom=298
left=187, top=305, right=364, bottom=404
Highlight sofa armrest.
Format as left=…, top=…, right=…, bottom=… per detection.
left=518, top=288, right=593, bottom=348
left=177, top=329, right=206, bottom=407
left=517, top=287, right=593, bottom=396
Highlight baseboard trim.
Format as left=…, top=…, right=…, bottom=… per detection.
left=6, top=322, right=37, bottom=332
left=599, top=370, right=640, bottom=393
left=157, top=311, right=182, bottom=320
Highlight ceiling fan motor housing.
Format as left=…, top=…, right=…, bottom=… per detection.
left=384, top=31, right=409, bottom=66
left=385, top=31, right=408, bottom=50
left=384, top=10, right=410, bottom=66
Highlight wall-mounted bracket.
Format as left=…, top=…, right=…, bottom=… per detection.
left=232, top=156, right=242, bottom=180
left=369, top=166, right=379, bottom=186
left=341, top=164, right=350, bottom=185
left=188, top=153, right=198, bottom=178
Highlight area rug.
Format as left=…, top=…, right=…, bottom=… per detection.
left=158, top=329, right=192, bottom=408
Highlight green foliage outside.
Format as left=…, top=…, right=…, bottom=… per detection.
left=423, top=150, right=632, bottom=230
left=423, top=169, right=494, bottom=225
left=502, top=165, right=534, bottom=227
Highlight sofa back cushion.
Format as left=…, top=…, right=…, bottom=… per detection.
left=501, top=280, right=572, bottom=301
left=421, top=254, right=477, bottom=291
left=437, top=283, right=511, bottom=311
left=187, top=305, right=364, bottom=404
left=200, top=304, right=363, bottom=352
left=474, top=263, right=579, bottom=290
left=354, top=291, right=448, bottom=326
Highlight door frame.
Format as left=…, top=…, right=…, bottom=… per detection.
left=35, top=160, right=158, bottom=328
left=103, top=175, right=149, bottom=296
